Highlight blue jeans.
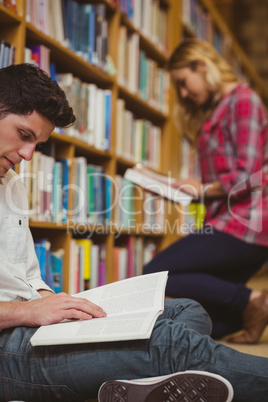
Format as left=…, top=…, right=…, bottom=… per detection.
left=0, top=299, right=267, bottom=401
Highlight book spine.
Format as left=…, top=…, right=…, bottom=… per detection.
left=88, top=5, right=95, bottom=64
left=93, top=165, right=105, bottom=224
left=104, top=90, right=112, bottom=151
left=87, top=164, right=96, bottom=224
left=52, top=161, right=63, bottom=223
left=51, top=250, right=64, bottom=293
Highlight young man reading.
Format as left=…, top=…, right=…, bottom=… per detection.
left=0, top=63, right=268, bottom=402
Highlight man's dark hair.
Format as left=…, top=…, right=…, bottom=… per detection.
left=0, top=63, right=75, bottom=127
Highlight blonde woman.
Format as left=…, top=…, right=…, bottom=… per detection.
left=144, top=38, right=268, bottom=343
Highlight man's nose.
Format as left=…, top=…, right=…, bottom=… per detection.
left=18, top=143, right=36, bottom=161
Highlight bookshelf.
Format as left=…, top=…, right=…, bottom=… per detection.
left=1, top=0, right=267, bottom=293
left=180, top=0, right=268, bottom=103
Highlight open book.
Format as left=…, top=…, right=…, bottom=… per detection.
left=124, top=164, right=192, bottom=206
left=30, top=271, right=168, bottom=346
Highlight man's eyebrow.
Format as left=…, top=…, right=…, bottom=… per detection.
left=19, top=125, right=37, bottom=140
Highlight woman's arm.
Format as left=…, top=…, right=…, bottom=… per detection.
left=172, top=177, right=227, bottom=200
left=203, top=180, right=227, bottom=199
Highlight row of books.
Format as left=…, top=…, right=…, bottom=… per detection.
left=26, top=0, right=168, bottom=62
left=113, top=238, right=157, bottom=282
left=34, top=239, right=64, bottom=293
left=182, top=0, right=231, bottom=59
left=69, top=239, right=107, bottom=294
left=18, top=153, right=113, bottom=225
left=57, top=74, right=112, bottom=150
left=35, top=232, right=159, bottom=295
left=26, top=0, right=108, bottom=71
left=182, top=0, right=225, bottom=56
left=181, top=0, right=249, bottom=84
left=182, top=0, right=213, bottom=44
left=143, top=191, right=165, bottom=231
left=24, top=45, right=112, bottom=149
left=34, top=238, right=109, bottom=295
left=63, top=1, right=108, bottom=69
left=19, top=152, right=70, bottom=223
left=117, top=26, right=170, bottom=112
left=113, top=176, right=165, bottom=232
left=24, top=44, right=51, bottom=76
left=119, top=0, right=168, bottom=53
left=19, top=151, right=171, bottom=229
left=24, top=42, right=164, bottom=159
left=0, top=39, right=15, bottom=69
left=25, top=0, right=67, bottom=45
left=0, top=0, right=17, bottom=12
left=116, top=98, right=161, bottom=169
left=70, top=158, right=112, bottom=225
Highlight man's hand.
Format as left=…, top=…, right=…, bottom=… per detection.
left=0, top=293, right=107, bottom=330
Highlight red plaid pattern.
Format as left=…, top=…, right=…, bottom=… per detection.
left=198, top=83, right=268, bottom=246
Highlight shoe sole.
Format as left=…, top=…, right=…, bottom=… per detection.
left=98, top=370, right=233, bottom=402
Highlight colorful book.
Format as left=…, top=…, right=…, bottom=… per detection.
left=51, top=249, right=64, bottom=293
left=52, top=161, right=63, bottom=223
left=76, top=239, right=92, bottom=291
left=34, top=239, right=54, bottom=290
left=56, top=158, right=71, bottom=223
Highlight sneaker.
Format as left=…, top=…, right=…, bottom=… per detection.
left=98, top=370, right=234, bottom=402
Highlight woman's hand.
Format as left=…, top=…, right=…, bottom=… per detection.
left=172, top=177, right=203, bottom=198
left=172, top=178, right=227, bottom=200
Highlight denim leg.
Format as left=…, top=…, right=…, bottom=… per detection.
left=161, top=298, right=212, bottom=335
left=0, top=299, right=267, bottom=402
left=148, top=308, right=268, bottom=402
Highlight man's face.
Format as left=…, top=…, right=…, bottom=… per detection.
left=0, top=111, right=55, bottom=178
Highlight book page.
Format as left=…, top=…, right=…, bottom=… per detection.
left=74, top=271, right=168, bottom=316
left=30, top=272, right=168, bottom=346
left=134, top=163, right=177, bottom=185
left=30, top=311, right=160, bottom=346
left=124, top=167, right=191, bottom=206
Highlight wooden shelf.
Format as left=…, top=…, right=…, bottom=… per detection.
left=118, top=84, right=168, bottom=124
left=0, top=5, right=22, bottom=23
left=29, top=221, right=68, bottom=230
left=25, top=23, right=116, bottom=86
left=120, top=14, right=169, bottom=65
left=201, top=0, right=268, bottom=99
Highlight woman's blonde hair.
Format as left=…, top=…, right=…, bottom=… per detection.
left=168, top=38, right=237, bottom=144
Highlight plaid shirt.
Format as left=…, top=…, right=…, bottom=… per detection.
left=198, top=83, right=268, bottom=246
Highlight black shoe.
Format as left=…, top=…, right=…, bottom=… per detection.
left=98, top=370, right=233, bottom=402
